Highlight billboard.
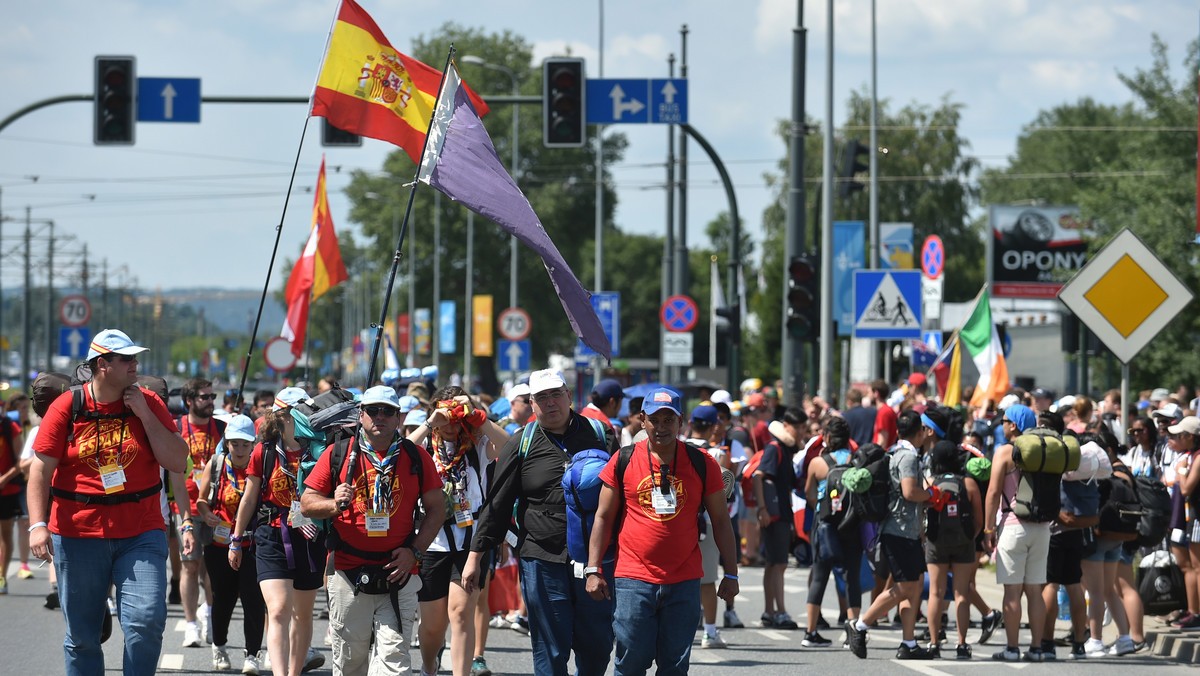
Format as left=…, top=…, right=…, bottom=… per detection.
left=989, top=205, right=1089, bottom=299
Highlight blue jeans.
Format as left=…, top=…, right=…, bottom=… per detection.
left=518, top=557, right=614, bottom=676
left=53, top=529, right=168, bottom=676
left=613, top=577, right=700, bottom=676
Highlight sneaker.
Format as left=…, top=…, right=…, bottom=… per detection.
left=489, top=614, right=510, bottom=629
left=927, top=643, right=942, bottom=659
left=845, top=622, right=869, bottom=659
left=511, top=616, right=530, bottom=635
left=816, top=614, right=831, bottom=630
left=897, top=643, right=934, bottom=660
left=801, top=631, right=832, bottom=647
left=918, top=627, right=947, bottom=643
left=0, top=577, right=7, bottom=594
left=241, top=650, right=260, bottom=675
left=760, top=612, right=776, bottom=627
left=1071, top=642, right=1087, bottom=659
left=259, top=650, right=271, bottom=672
left=978, top=610, right=1001, bottom=645
left=1023, top=648, right=1044, bottom=662
left=702, top=631, right=729, bottom=648
left=18, top=564, right=33, bottom=579
left=1131, top=640, right=1148, bottom=653
left=44, top=590, right=60, bottom=609
left=1041, top=642, right=1057, bottom=661
left=213, top=645, right=232, bottom=671
left=183, top=624, right=202, bottom=648
left=1109, top=636, right=1136, bottom=656
left=723, top=609, right=744, bottom=628
left=1084, top=638, right=1106, bottom=657
left=1172, top=612, right=1194, bottom=627
left=302, top=647, right=324, bottom=672
left=773, top=612, right=798, bottom=630
left=470, top=655, right=493, bottom=676
left=1180, top=614, right=1200, bottom=630
left=956, top=644, right=972, bottom=660
left=992, top=647, right=1021, bottom=661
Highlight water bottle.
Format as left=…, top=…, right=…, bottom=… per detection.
left=1057, top=585, right=1071, bottom=621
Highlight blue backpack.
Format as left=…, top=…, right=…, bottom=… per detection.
left=563, top=447, right=616, bottom=564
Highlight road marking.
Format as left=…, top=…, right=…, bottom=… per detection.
left=159, top=654, right=183, bottom=670
left=755, top=629, right=792, bottom=641
left=891, top=659, right=954, bottom=676
left=690, top=649, right=721, bottom=663
left=173, top=619, right=187, bottom=632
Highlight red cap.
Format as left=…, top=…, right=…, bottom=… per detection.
left=744, top=393, right=766, bottom=409
left=907, top=373, right=927, bottom=387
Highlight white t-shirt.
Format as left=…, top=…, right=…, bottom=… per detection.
left=427, top=436, right=490, bottom=553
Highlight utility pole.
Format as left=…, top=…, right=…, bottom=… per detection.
left=22, top=210, right=30, bottom=388
left=868, top=0, right=881, bottom=380
left=675, top=25, right=689, bottom=306
left=45, top=221, right=54, bottom=371
left=819, top=0, right=835, bottom=399
left=782, top=0, right=808, bottom=406
left=664, top=54, right=676, bottom=385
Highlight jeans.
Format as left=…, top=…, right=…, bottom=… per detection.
left=612, top=577, right=700, bottom=676
left=517, top=557, right=614, bottom=676
left=53, top=529, right=168, bottom=676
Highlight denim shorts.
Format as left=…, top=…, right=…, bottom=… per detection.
left=1083, top=538, right=1124, bottom=563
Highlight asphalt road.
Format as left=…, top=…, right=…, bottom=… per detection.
left=0, top=559, right=1192, bottom=675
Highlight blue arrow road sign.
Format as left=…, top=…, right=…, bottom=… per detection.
left=853, top=270, right=923, bottom=339
left=59, top=326, right=92, bottom=359
left=649, top=79, right=687, bottom=123
left=578, top=292, right=621, bottom=358
left=586, top=79, right=687, bottom=125
left=497, top=340, right=531, bottom=372
left=137, top=77, right=200, bottom=122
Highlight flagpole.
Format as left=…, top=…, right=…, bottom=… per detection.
left=339, top=44, right=460, bottom=511
left=303, top=286, right=314, bottom=382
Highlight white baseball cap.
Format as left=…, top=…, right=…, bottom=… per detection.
left=529, top=369, right=566, bottom=395
left=507, top=383, right=531, bottom=402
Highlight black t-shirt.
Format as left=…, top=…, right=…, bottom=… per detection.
left=843, top=406, right=877, bottom=447
left=755, top=439, right=795, bottom=517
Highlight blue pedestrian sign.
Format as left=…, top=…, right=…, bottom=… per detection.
left=497, top=340, right=531, bottom=372
left=578, top=292, right=621, bottom=358
left=59, top=326, right=92, bottom=359
left=586, top=79, right=687, bottom=125
left=137, top=77, right=200, bottom=123
left=853, top=270, right=923, bottom=339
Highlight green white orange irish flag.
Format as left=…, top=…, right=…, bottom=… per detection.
left=932, top=288, right=1009, bottom=407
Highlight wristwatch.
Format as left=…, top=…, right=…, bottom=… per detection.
left=408, top=546, right=424, bottom=563
left=583, top=566, right=602, bottom=577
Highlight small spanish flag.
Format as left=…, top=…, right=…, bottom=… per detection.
left=309, top=0, right=489, bottom=162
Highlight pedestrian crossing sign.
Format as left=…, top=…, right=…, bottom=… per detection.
left=853, top=270, right=923, bottom=339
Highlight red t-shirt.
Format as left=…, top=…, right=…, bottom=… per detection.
left=874, top=405, right=898, bottom=448
left=247, top=443, right=304, bottom=527
left=207, top=457, right=250, bottom=549
left=178, top=417, right=223, bottom=514
left=303, top=440, right=442, bottom=570
left=0, top=420, right=23, bottom=497
left=600, top=440, right=724, bottom=585
left=35, top=385, right=177, bottom=538
left=580, top=404, right=616, bottom=436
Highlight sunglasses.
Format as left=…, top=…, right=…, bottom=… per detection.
left=362, top=405, right=398, bottom=417
left=104, top=354, right=137, bottom=363
left=195, top=394, right=217, bottom=402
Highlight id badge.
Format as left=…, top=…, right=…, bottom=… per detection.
left=366, top=510, right=389, bottom=537
left=213, top=520, right=233, bottom=545
left=288, top=500, right=314, bottom=529
left=191, top=466, right=206, bottom=483
left=100, top=463, right=126, bottom=494
left=454, top=488, right=475, bottom=527
left=573, top=561, right=585, bottom=579
left=652, top=486, right=677, bottom=515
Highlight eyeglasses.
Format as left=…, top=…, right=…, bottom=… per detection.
left=533, top=389, right=567, bottom=404
left=362, top=405, right=398, bottom=417
left=195, top=394, right=217, bottom=402
left=514, top=397, right=530, bottom=405
left=104, top=354, right=137, bottom=363
left=1130, top=428, right=1145, bottom=434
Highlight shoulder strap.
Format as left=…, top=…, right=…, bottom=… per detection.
left=208, top=451, right=226, bottom=504
left=518, top=421, right=540, bottom=457
left=615, top=442, right=637, bottom=491
left=401, top=438, right=424, bottom=488
left=584, top=416, right=607, bottom=448
left=67, top=385, right=86, bottom=444
left=683, top=441, right=708, bottom=488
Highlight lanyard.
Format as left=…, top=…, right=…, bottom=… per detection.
left=182, top=417, right=217, bottom=455
left=651, top=443, right=678, bottom=495
left=360, top=434, right=402, bottom=514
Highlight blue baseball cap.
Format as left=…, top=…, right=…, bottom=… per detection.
left=273, top=387, right=308, bottom=411
left=592, top=378, right=625, bottom=401
left=691, top=404, right=719, bottom=424
left=641, top=388, right=682, bottom=417
left=397, top=395, right=421, bottom=413
left=404, top=409, right=428, bottom=427
left=361, top=385, right=401, bottom=409
left=87, top=329, right=149, bottom=362
left=224, top=415, right=256, bottom=442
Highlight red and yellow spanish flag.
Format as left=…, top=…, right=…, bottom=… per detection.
left=281, top=157, right=349, bottom=359
left=310, top=0, right=489, bottom=163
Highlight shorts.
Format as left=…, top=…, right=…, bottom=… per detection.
left=417, top=549, right=492, bottom=602
left=1190, top=518, right=1200, bottom=544
left=17, top=484, right=29, bottom=516
left=253, top=523, right=328, bottom=590
left=879, top=533, right=925, bottom=582
left=761, top=519, right=793, bottom=565
left=0, top=494, right=23, bottom=520
left=700, top=520, right=719, bottom=584
left=995, top=521, right=1051, bottom=585
left=1083, top=538, right=1124, bottom=563
left=172, top=512, right=212, bottom=561
left=925, top=539, right=976, bottom=565
left=1046, top=530, right=1084, bottom=585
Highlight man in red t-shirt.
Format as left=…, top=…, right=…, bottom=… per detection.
left=586, top=388, right=738, bottom=673
left=301, top=385, right=444, bottom=675
left=27, top=328, right=190, bottom=675
left=0, top=415, right=25, bottom=594
left=872, top=379, right=899, bottom=448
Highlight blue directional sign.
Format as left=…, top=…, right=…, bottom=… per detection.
left=497, top=340, right=531, bottom=372
left=853, top=270, right=923, bottom=339
left=137, top=77, right=201, bottom=123
left=578, top=292, right=621, bottom=358
left=586, top=79, right=687, bottom=125
left=59, top=326, right=92, bottom=359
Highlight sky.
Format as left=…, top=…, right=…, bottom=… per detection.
left=1, top=0, right=1197, bottom=299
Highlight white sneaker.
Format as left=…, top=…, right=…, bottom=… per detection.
left=241, top=650, right=260, bottom=675
left=1084, top=638, right=1106, bottom=657
left=303, top=647, right=325, bottom=672
left=213, top=645, right=231, bottom=671
left=259, top=650, right=271, bottom=672
left=701, top=630, right=728, bottom=648
left=182, top=624, right=201, bottom=648
left=1108, top=636, right=1136, bottom=656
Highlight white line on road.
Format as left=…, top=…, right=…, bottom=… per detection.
left=756, top=629, right=793, bottom=641
left=891, top=659, right=955, bottom=676
left=159, top=653, right=183, bottom=670
left=173, top=619, right=186, bottom=632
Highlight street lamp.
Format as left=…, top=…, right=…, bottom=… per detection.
left=460, top=55, right=521, bottom=312
left=364, top=191, right=415, bottom=367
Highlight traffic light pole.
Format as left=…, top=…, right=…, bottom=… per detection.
left=819, top=0, right=835, bottom=400
left=782, top=1, right=808, bottom=408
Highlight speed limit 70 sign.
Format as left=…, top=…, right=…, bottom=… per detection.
left=497, top=307, right=531, bottom=341
left=59, top=295, right=92, bottom=327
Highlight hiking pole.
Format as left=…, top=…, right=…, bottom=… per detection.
left=337, top=45, right=457, bottom=512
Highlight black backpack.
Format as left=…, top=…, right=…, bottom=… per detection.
left=1134, top=475, right=1171, bottom=548
left=848, top=442, right=891, bottom=524
left=1004, top=469, right=1062, bottom=523
left=1097, top=467, right=1142, bottom=541
left=926, top=473, right=974, bottom=548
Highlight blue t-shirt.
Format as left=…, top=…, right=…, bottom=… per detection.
left=756, top=439, right=795, bottom=518
left=1061, top=480, right=1099, bottom=516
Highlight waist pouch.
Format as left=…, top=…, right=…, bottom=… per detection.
left=346, top=563, right=413, bottom=595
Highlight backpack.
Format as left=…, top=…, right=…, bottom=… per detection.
left=514, top=416, right=608, bottom=549
left=925, top=473, right=973, bottom=549
left=1134, top=475, right=1171, bottom=548
left=817, top=450, right=855, bottom=530
left=1013, top=427, right=1080, bottom=474
left=1097, top=468, right=1142, bottom=541
left=845, top=442, right=891, bottom=524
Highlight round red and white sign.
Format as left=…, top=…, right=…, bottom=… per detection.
left=498, top=307, right=532, bottom=341
left=59, top=294, right=92, bottom=327
left=263, top=336, right=299, bottom=372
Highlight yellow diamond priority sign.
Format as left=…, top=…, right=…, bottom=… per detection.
left=1057, top=228, right=1193, bottom=364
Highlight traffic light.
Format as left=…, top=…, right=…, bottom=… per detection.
left=715, top=304, right=741, bottom=345
left=322, top=118, right=361, bottom=147
left=838, top=139, right=868, bottom=198
left=786, top=254, right=820, bottom=341
left=543, top=58, right=586, bottom=148
left=94, top=56, right=136, bottom=145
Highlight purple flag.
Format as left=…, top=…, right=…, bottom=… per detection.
left=418, top=65, right=612, bottom=359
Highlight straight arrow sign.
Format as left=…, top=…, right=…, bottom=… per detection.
left=497, top=339, right=530, bottom=372
left=161, top=82, right=177, bottom=119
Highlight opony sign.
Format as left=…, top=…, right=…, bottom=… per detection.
left=989, top=205, right=1090, bottom=299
